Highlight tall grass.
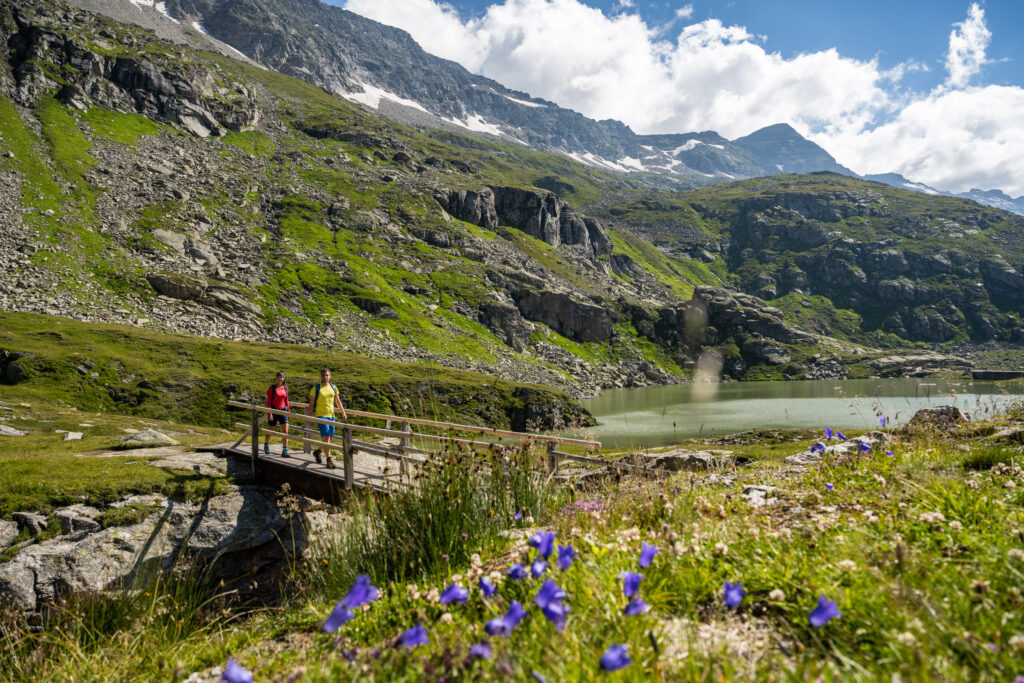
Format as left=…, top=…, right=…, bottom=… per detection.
left=301, top=442, right=553, bottom=598
left=0, top=567, right=239, bottom=681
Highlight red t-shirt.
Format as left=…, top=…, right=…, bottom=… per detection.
left=267, top=385, right=290, bottom=411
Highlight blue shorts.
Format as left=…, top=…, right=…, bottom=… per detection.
left=268, top=414, right=289, bottom=427
left=318, top=417, right=335, bottom=438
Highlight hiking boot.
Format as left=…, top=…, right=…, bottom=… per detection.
left=263, top=443, right=270, bottom=455
left=326, top=456, right=337, bottom=470
left=313, top=448, right=323, bottom=464
left=281, top=447, right=290, bottom=458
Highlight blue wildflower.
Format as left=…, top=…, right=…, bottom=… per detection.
left=599, top=644, right=631, bottom=672
left=531, top=558, right=547, bottom=579
left=621, top=571, right=643, bottom=598
left=624, top=597, right=649, bottom=615
left=400, top=622, right=429, bottom=648
left=440, top=583, right=469, bottom=605
left=824, top=428, right=833, bottom=440
left=485, top=601, right=527, bottom=636
left=556, top=544, right=578, bottom=571
left=541, top=601, right=570, bottom=632
left=808, top=595, right=842, bottom=627
left=514, top=511, right=523, bottom=520
left=639, top=541, right=660, bottom=568
left=810, top=442, right=827, bottom=453
left=529, top=531, right=556, bottom=559
left=534, top=579, right=567, bottom=609
left=478, top=576, right=498, bottom=598
left=858, top=441, right=872, bottom=453
left=508, top=563, right=527, bottom=581
left=886, top=450, right=895, bottom=458
left=880, top=416, right=887, bottom=427
left=825, top=482, right=834, bottom=491
left=723, top=581, right=746, bottom=609
left=323, top=602, right=355, bottom=633
left=835, top=430, right=847, bottom=440
left=469, top=642, right=492, bottom=659
left=221, top=658, right=252, bottom=683
left=531, top=671, right=546, bottom=683
left=342, top=574, right=379, bottom=610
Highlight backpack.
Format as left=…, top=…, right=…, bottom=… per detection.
left=313, top=383, right=338, bottom=412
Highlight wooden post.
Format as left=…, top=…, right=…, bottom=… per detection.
left=250, top=400, right=259, bottom=479
left=343, top=427, right=354, bottom=490
left=399, top=421, right=411, bottom=476
left=546, top=441, right=558, bottom=475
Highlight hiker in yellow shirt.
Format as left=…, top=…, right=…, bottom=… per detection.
left=307, top=368, right=347, bottom=469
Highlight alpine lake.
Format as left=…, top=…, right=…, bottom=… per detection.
left=580, top=377, right=1024, bottom=449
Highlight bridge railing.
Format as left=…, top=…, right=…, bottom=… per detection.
left=226, top=399, right=602, bottom=491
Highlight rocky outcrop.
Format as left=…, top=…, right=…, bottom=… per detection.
left=435, top=186, right=611, bottom=258
left=2, top=0, right=258, bottom=135
left=512, top=290, right=615, bottom=343
left=0, top=486, right=305, bottom=611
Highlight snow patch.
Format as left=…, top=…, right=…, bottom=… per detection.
left=561, top=150, right=634, bottom=173
left=129, top=0, right=178, bottom=23
left=673, top=140, right=703, bottom=154
left=904, top=183, right=941, bottom=195
left=616, top=156, right=645, bottom=171
left=776, top=164, right=784, bottom=172
left=443, top=114, right=504, bottom=137
left=501, top=94, right=545, bottom=108
left=191, top=21, right=207, bottom=34
left=340, top=81, right=430, bottom=115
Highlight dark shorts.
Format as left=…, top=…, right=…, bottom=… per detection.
left=318, top=416, right=335, bottom=438
left=268, top=414, right=289, bottom=427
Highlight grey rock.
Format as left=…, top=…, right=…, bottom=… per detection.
left=147, top=272, right=207, bottom=300
left=54, top=505, right=102, bottom=534
left=12, top=512, right=48, bottom=536
left=204, top=287, right=261, bottom=317
left=116, top=429, right=180, bottom=448
left=741, top=485, right=778, bottom=507
left=63, top=431, right=83, bottom=441
left=634, top=449, right=734, bottom=472
left=0, top=425, right=29, bottom=436
left=151, top=229, right=186, bottom=253
left=0, top=520, right=18, bottom=549
left=905, top=406, right=970, bottom=430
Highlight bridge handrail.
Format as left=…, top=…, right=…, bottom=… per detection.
left=227, top=400, right=601, bottom=449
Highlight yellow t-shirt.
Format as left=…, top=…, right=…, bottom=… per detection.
left=312, top=383, right=337, bottom=417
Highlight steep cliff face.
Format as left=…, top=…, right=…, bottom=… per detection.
left=435, top=186, right=612, bottom=258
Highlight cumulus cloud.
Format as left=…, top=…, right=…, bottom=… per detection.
left=945, top=2, right=990, bottom=88
left=344, top=0, right=1023, bottom=195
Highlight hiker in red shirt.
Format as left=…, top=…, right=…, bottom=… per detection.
left=264, top=371, right=291, bottom=457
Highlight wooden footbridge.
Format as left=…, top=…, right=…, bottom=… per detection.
left=218, top=399, right=604, bottom=500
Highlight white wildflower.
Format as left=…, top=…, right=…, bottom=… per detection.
left=426, top=588, right=440, bottom=603
left=769, top=589, right=785, bottom=601
left=439, top=612, right=453, bottom=624
left=713, top=542, right=728, bottom=556
left=837, top=559, right=857, bottom=572
left=1008, top=634, right=1024, bottom=652
left=1008, top=548, right=1024, bottom=562
left=919, top=511, right=945, bottom=524
left=949, top=521, right=963, bottom=532
left=896, top=632, right=917, bottom=647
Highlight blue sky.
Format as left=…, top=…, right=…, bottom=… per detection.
left=335, top=0, right=1024, bottom=195
left=418, top=0, right=1022, bottom=92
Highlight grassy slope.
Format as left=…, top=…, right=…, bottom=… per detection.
left=4, top=404, right=1023, bottom=680
left=0, top=310, right=588, bottom=430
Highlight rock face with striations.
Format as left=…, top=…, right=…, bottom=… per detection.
left=435, top=186, right=611, bottom=258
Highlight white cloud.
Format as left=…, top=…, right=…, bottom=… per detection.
left=344, top=0, right=1024, bottom=196
left=675, top=4, right=693, bottom=19
left=945, top=2, right=990, bottom=88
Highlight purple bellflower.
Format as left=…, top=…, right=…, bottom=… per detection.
left=808, top=595, right=842, bottom=627
left=478, top=576, right=498, bottom=598
left=810, top=442, right=827, bottom=453
left=556, top=544, right=578, bottom=571
left=529, top=531, right=556, bottom=559
left=624, top=597, right=649, bottom=615
left=639, top=541, right=660, bottom=568
left=835, top=430, right=847, bottom=440
left=531, top=559, right=547, bottom=579
left=534, top=579, right=567, bottom=609
left=599, top=644, right=632, bottom=672
left=342, top=574, right=379, bottom=610
left=541, top=601, right=570, bottom=632
left=621, top=571, right=643, bottom=598
left=440, top=583, right=469, bottom=605
left=824, top=428, right=834, bottom=440
left=723, top=581, right=746, bottom=609
left=485, top=601, right=527, bottom=636
left=513, top=511, right=523, bottom=520
left=469, top=642, right=492, bottom=659
left=886, top=450, right=895, bottom=458
left=400, top=623, right=429, bottom=648
left=825, top=482, right=834, bottom=491
left=323, top=602, right=355, bottom=633
left=531, top=671, right=547, bottom=683
left=880, top=416, right=887, bottom=427
left=221, top=658, right=252, bottom=683
left=858, top=441, right=872, bottom=453
left=508, top=563, right=527, bottom=581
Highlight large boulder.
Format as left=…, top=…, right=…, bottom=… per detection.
left=115, top=430, right=179, bottom=448
left=513, top=291, right=615, bottom=343
left=0, top=487, right=306, bottom=611
left=904, top=406, right=969, bottom=430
